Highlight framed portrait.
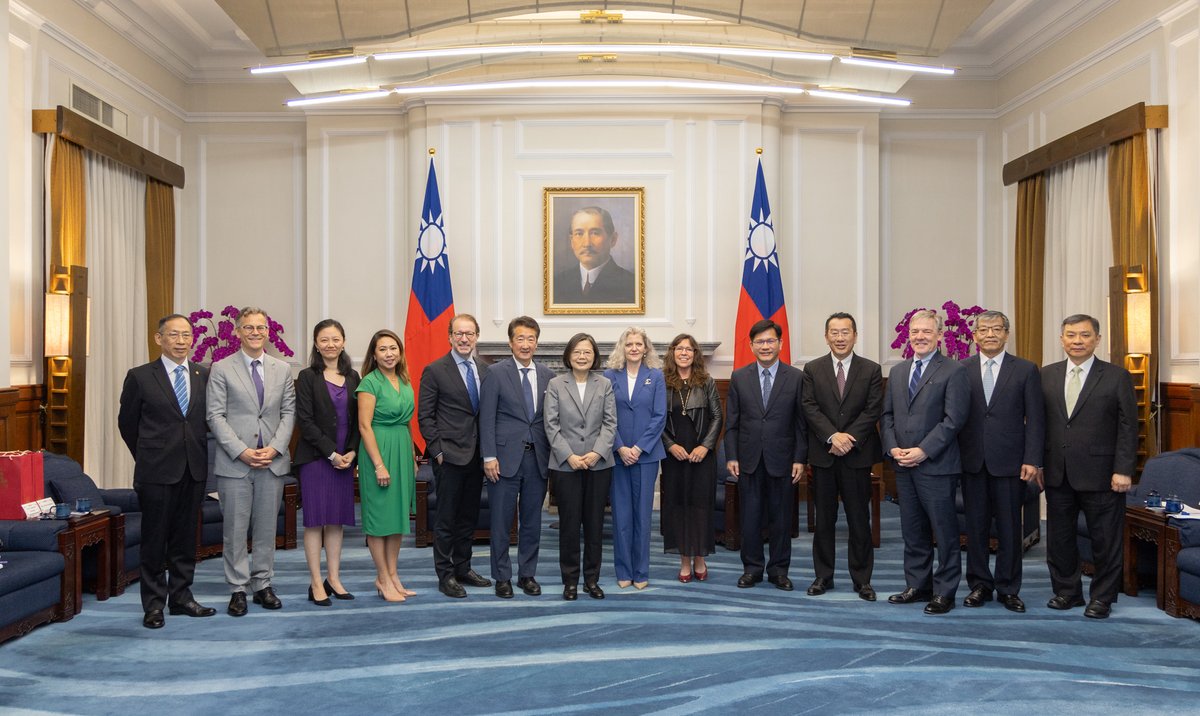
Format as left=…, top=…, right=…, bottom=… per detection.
left=543, top=187, right=645, bottom=314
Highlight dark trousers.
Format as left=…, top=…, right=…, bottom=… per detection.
left=134, top=472, right=205, bottom=612
left=895, top=471, right=962, bottom=598
left=811, top=462, right=873, bottom=586
left=961, top=469, right=1024, bottom=595
left=738, top=463, right=795, bottom=578
left=1045, top=481, right=1124, bottom=604
left=432, top=457, right=484, bottom=583
left=553, top=467, right=613, bottom=585
left=486, top=448, right=547, bottom=583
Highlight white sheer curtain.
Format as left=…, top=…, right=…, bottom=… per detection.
left=84, top=152, right=147, bottom=488
left=1044, top=148, right=1113, bottom=362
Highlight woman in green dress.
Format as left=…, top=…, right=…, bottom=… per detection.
left=357, top=329, right=418, bottom=603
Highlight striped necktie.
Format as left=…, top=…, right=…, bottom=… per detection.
left=172, top=365, right=188, bottom=414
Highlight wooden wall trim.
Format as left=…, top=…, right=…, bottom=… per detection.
left=33, top=106, right=185, bottom=188
left=0, top=385, right=44, bottom=451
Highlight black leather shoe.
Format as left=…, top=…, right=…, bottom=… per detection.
left=227, top=592, right=248, bottom=617
left=854, top=583, right=877, bottom=602
left=924, top=595, right=954, bottom=615
left=458, top=570, right=491, bottom=588
left=806, top=579, right=833, bottom=596
left=999, top=594, right=1027, bottom=613
left=737, top=573, right=763, bottom=588
left=516, top=577, right=542, bottom=596
left=324, top=579, right=355, bottom=600
left=563, top=584, right=578, bottom=601
left=962, top=585, right=994, bottom=608
left=252, top=587, right=282, bottom=610
left=1084, top=599, right=1111, bottom=619
left=769, top=575, right=794, bottom=591
left=439, top=578, right=467, bottom=599
left=888, top=587, right=933, bottom=604
left=308, top=586, right=332, bottom=607
left=143, top=609, right=165, bottom=629
left=169, top=600, right=216, bottom=617
left=1047, top=594, right=1085, bottom=610
left=584, top=582, right=605, bottom=599
left=495, top=580, right=514, bottom=599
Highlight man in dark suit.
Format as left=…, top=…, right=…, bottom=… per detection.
left=1041, top=313, right=1137, bottom=619
left=418, top=313, right=492, bottom=599
left=725, top=318, right=808, bottom=591
left=801, top=312, right=883, bottom=601
left=117, top=314, right=217, bottom=629
left=553, top=206, right=636, bottom=304
left=479, top=315, right=556, bottom=598
left=957, top=310, right=1044, bottom=614
left=882, top=309, right=970, bottom=614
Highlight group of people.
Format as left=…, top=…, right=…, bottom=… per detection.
left=116, top=303, right=1136, bottom=629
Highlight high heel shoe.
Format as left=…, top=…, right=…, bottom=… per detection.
left=633, top=581, right=649, bottom=590
left=325, top=578, right=355, bottom=600
left=617, top=580, right=633, bottom=589
left=694, top=570, right=708, bottom=582
left=375, top=579, right=406, bottom=603
left=308, top=586, right=332, bottom=607
left=391, top=579, right=417, bottom=597
left=678, top=571, right=693, bottom=583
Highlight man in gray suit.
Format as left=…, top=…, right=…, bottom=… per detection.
left=207, top=306, right=296, bottom=616
left=882, top=309, right=970, bottom=614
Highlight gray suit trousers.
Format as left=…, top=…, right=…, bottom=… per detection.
left=217, top=468, right=284, bottom=592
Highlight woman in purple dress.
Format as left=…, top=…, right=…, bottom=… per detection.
left=294, top=319, right=360, bottom=605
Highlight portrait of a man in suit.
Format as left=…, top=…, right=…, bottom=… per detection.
left=544, top=189, right=644, bottom=313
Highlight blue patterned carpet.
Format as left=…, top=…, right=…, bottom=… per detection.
left=1, top=503, right=1197, bottom=715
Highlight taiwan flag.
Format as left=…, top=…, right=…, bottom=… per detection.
left=404, top=158, right=454, bottom=455
left=733, top=159, right=792, bottom=369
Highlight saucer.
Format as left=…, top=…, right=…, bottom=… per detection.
left=1144, top=505, right=1166, bottom=513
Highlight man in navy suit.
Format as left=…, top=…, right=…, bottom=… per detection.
left=882, top=309, right=970, bottom=614
left=725, top=319, right=808, bottom=591
left=957, top=310, right=1044, bottom=613
left=479, top=316, right=556, bottom=598
left=118, top=314, right=217, bottom=628
left=1041, top=314, right=1137, bottom=619
left=418, top=314, right=492, bottom=599
left=801, top=313, right=883, bottom=601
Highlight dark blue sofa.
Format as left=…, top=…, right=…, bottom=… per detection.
left=0, top=519, right=75, bottom=644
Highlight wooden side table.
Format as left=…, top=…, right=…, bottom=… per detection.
left=58, top=510, right=111, bottom=615
left=1124, top=504, right=1171, bottom=608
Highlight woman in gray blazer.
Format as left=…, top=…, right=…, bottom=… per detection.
left=544, top=333, right=617, bottom=601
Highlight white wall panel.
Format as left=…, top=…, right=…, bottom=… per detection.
left=8, top=32, right=34, bottom=380
left=1167, top=28, right=1200, bottom=374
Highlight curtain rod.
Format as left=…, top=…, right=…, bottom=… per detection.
left=33, top=106, right=185, bottom=188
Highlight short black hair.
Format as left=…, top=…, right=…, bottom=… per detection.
left=157, top=314, right=191, bottom=332
left=508, top=315, right=541, bottom=340
left=748, top=319, right=782, bottom=341
left=824, top=312, right=857, bottom=333
left=562, top=333, right=601, bottom=371
left=1061, top=313, right=1100, bottom=333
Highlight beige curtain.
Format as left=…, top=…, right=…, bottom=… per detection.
left=49, top=137, right=86, bottom=270
left=145, top=179, right=176, bottom=355
left=1014, top=174, right=1046, bottom=366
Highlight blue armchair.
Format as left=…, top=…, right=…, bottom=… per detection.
left=0, top=519, right=75, bottom=644
left=41, top=452, right=140, bottom=596
left=1141, top=448, right=1200, bottom=618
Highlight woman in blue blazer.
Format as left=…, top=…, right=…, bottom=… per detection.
left=604, top=326, right=667, bottom=588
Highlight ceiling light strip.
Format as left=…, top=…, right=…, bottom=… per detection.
left=838, top=56, right=954, bottom=75
left=249, top=55, right=367, bottom=74
left=373, top=44, right=834, bottom=63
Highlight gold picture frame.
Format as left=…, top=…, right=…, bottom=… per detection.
left=543, top=187, right=645, bottom=314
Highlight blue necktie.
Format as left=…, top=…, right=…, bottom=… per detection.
left=520, top=367, right=535, bottom=421
left=464, top=360, right=479, bottom=413
left=172, top=365, right=188, bottom=415
left=983, top=358, right=996, bottom=405
left=761, top=368, right=773, bottom=409
left=908, top=359, right=923, bottom=402
left=251, top=359, right=265, bottom=407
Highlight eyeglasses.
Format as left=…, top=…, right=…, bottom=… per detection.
left=974, top=326, right=1008, bottom=335
left=673, top=346, right=696, bottom=353
left=452, top=331, right=478, bottom=339
left=751, top=338, right=779, bottom=347
left=240, top=325, right=268, bottom=333
left=159, top=331, right=193, bottom=341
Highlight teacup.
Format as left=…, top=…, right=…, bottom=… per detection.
left=1165, top=495, right=1184, bottom=514
left=75, top=497, right=92, bottom=512
left=1146, top=490, right=1162, bottom=509
left=53, top=503, right=71, bottom=519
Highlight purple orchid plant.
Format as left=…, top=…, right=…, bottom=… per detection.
left=890, top=300, right=986, bottom=360
left=187, top=305, right=294, bottom=364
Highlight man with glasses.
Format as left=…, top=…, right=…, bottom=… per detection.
left=118, top=314, right=216, bottom=628
left=207, top=307, right=296, bottom=616
left=418, top=314, right=493, bottom=598
left=957, top=310, right=1044, bottom=614
left=882, top=310, right=970, bottom=614
left=725, top=319, right=808, bottom=591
